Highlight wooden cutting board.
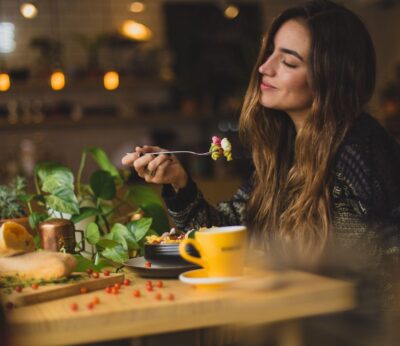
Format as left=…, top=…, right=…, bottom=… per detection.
left=1, top=272, right=124, bottom=307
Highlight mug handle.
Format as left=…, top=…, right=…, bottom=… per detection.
left=179, top=239, right=208, bottom=269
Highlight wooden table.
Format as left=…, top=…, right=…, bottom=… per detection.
left=7, top=270, right=355, bottom=346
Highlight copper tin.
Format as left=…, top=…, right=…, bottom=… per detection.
left=38, top=219, right=76, bottom=253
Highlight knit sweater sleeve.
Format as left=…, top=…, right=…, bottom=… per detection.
left=161, top=177, right=251, bottom=231
left=334, top=115, right=400, bottom=261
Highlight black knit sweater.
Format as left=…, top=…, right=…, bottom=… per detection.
left=163, top=114, right=400, bottom=267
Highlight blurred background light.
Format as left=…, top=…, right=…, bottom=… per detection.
left=0, top=23, right=16, bottom=53
left=121, top=20, right=153, bottom=41
left=50, top=70, right=66, bottom=90
left=20, top=2, right=38, bottom=19
left=0, top=72, right=11, bottom=91
left=129, top=1, right=145, bottom=13
left=224, top=5, right=240, bottom=19
left=104, top=70, right=119, bottom=90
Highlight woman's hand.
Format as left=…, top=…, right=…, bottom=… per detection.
left=121, top=146, right=188, bottom=191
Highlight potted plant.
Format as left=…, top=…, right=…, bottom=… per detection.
left=29, top=147, right=170, bottom=271
left=0, top=177, right=33, bottom=234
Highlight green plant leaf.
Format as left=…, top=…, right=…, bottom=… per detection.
left=45, top=187, right=79, bottom=215
left=34, top=235, right=41, bottom=250
left=110, top=223, right=139, bottom=250
left=35, top=162, right=71, bottom=182
left=73, top=254, right=108, bottom=272
left=94, top=252, right=100, bottom=266
left=102, top=245, right=128, bottom=264
left=85, top=222, right=100, bottom=245
left=85, top=147, right=121, bottom=181
left=97, top=238, right=119, bottom=249
left=18, top=194, right=34, bottom=203
left=141, top=203, right=170, bottom=234
left=90, top=170, right=116, bottom=200
left=126, top=217, right=152, bottom=242
left=70, top=207, right=100, bottom=224
left=126, top=184, right=163, bottom=206
left=28, top=212, right=47, bottom=230
left=41, top=170, right=74, bottom=193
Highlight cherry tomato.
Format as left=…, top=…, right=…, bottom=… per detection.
left=156, top=281, right=163, bottom=288
left=168, top=293, right=175, bottom=301
left=145, top=261, right=152, bottom=268
left=70, top=303, right=78, bottom=311
left=111, top=287, right=119, bottom=294
left=146, top=285, right=153, bottom=292
left=114, top=283, right=121, bottom=289
left=146, top=280, right=152, bottom=286
left=31, top=283, right=39, bottom=290
left=105, top=286, right=112, bottom=294
left=80, top=287, right=88, bottom=294
left=103, top=270, right=110, bottom=276
left=123, top=278, right=131, bottom=286
left=155, top=293, right=162, bottom=300
left=87, top=302, right=94, bottom=310
left=92, top=296, right=100, bottom=305
left=132, top=289, right=141, bottom=298
left=92, top=272, right=99, bottom=279
left=15, top=285, right=23, bottom=293
left=86, top=268, right=93, bottom=275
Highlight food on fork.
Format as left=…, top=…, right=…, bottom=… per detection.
left=209, top=136, right=233, bottom=161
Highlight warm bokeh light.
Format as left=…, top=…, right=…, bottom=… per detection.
left=121, top=20, right=153, bottom=41
left=0, top=73, right=11, bottom=91
left=103, top=70, right=119, bottom=90
left=50, top=70, right=66, bottom=90
left=224, top=5, right=240, bottom=19
left=129, top=2, right=145, bottom=13
left=20, top=3, right=39, bottom=19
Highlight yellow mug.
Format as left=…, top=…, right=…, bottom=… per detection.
left=179, top=226, right=247, bottom=277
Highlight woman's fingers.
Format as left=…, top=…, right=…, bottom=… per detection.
left=150, top=159, right=173, bottom=184
left=122, top=145, right=180, bottom=184
left=134, top=155, right=155, bottom=177
left=146, top=153, right=172, bottom=172
left=121, top=152, right=139, bottom=166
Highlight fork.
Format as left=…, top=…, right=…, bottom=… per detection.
left=143, top=150, right=212, bottom=156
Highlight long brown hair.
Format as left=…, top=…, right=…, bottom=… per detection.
left=240, top=0, right=376, bottom=258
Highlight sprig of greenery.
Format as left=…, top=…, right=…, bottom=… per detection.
left=0, top=177, right=27, bottom=219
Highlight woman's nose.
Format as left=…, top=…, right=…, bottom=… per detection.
left=259, top=57, right=275, bottom=76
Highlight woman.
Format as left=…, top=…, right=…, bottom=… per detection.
left=122, top=1, right=400, bottom=267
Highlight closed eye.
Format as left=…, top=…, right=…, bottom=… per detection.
left=282, top=61, right=298, bottom=68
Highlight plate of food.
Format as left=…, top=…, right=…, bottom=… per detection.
left=144, top=228, right=200, bottom=265
left=124, top=228, right=201, bottom=278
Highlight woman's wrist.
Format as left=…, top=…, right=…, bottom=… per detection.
left=171, top=171, right=188, bottom=192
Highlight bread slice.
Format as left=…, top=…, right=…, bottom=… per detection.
left=0, top=221, right=35, bottom=257
left=0, top=251, right=77, bottom=280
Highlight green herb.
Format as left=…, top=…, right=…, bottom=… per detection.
left=0, top=177, right=27, bottom=219
left=0, top=274, right=86, bottom=291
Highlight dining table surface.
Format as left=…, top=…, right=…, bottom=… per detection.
left=6, top=268, right=355, bottom=346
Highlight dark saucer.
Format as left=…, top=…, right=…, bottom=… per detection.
left=123, top=256, right=199, bottom=278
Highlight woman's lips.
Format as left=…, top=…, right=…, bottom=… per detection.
left=260, top=81, right=277, bottom=91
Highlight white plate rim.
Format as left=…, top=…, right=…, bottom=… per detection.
left=179, top=269, right=242, bottom=285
